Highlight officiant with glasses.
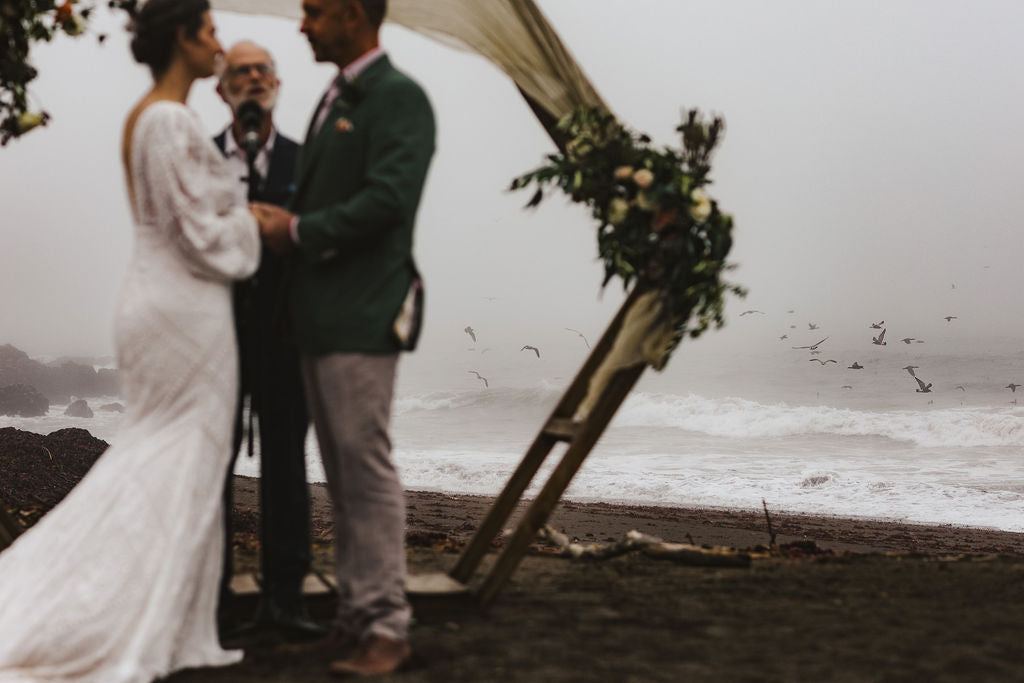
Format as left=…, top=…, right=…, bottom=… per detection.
left=212, top=40, right=320, bottom=640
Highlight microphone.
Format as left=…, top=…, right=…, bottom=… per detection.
left=236, top=100, right=264, bottom=158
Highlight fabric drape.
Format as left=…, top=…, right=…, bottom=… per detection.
left=209, top=0, right=609, bottom=121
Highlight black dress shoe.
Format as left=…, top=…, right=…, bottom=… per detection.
left=256, top=598, right=327, bottom=641
left=273, top=612, right=327, bottom=641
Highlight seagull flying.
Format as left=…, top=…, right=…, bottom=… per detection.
left=944, top=316, right=958, bottom=322
left=467, top=370, right=488, bottom=388
left=871, top=329, right=887, bottom=346
left=521, top=345, right=541, bottom=358
left=565, top=328, right=591, bottom=349
left=779, top=335, right=788, bottom=341
left=808, top=323, right=819, bottom=330
left=870, top=320, right=884, bottom=329
left=792, top=336, right=829, bottom=351
left=740, top=310, right=765, bottom=316
left=900, top=337, right=915, bottom=344
left=809, top=359, right=837, bottom=365
left=902, top=365, right=919, bottom=377
left=841, top=385, right=853, bottom=389
left=464, top=326, right=477, bottom=342
left=914, top=377, right=932, bottom=393
left=955, top=385, right=966, bottom=392
left=848, top=362, right=863, bottom=369
left=1007, top=383, right=1021, bottom=393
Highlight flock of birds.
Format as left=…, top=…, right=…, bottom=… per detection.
left=738, top=309, right=1020, bottom=401
left=462, top=323, right=590, bottom=389
left=459, top=301, right=1019, bottom=399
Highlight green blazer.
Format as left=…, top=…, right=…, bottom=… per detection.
left=288, top=55, right=435, bottom=354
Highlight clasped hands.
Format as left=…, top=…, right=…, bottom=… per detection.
left=250, top=202, right=294, bottom=255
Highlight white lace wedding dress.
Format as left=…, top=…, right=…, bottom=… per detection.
left=0, top=101, right=260, bottom=682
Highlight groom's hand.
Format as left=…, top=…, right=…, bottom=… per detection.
left=251, top=202, right=296, bottom=255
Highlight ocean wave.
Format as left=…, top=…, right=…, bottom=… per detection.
left=612, top=393, right=1024, bottom=448
left=394, top=384, right=562, bottom=415
left=392, top=386, right=1024, bottom=448
left=388, top=448, right=1024, bottom=532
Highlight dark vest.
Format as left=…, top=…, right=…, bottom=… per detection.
left=212, top=128, right=299, bottom=208
left=213, top=128, right=299, bottom=332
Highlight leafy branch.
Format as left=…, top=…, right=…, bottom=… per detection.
left=0, top=0, right=106, bottom=145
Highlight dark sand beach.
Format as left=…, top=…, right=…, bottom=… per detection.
left=2, top=428, right=1023, bottom=681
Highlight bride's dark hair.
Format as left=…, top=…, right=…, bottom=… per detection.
left=127, top=0, right=211, bottom=77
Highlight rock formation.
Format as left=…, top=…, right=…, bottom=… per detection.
left=64, top=399, right=94, bottom=418
left=0, top=427, right=108, bottom=529
left=0, top=344, right=121, bottom=402
left=0, top=383, right=49, bottom=417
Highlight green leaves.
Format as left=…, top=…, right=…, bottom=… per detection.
left=511, top=105, right=745, bottom=366
left=1, top=1, right=100, bottom=145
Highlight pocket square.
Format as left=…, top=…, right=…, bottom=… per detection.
left=335, top=117, right=354, bottom=133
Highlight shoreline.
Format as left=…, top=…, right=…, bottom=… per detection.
left=229, top=475, right=1024, bottom=557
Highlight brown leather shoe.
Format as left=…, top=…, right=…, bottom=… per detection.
left=277, top=627, right=359, bottom=657
left=328, top=634, right=410, bottom=676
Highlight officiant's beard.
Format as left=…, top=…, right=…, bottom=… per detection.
left=226, top=88, right=278, bottom=118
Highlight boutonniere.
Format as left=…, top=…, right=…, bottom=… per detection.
left=334, top=117, right=354, bottom=133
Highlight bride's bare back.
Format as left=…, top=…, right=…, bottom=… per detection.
left=122, top=94, right=164, bottom=213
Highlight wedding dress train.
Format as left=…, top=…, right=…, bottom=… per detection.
left=0, top=101, right=260, bottom=682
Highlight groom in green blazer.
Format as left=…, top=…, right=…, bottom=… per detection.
left=253, top=0, right=434, bottom=676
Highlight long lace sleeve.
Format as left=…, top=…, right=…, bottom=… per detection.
left=133, top=103, right=260, bottom=281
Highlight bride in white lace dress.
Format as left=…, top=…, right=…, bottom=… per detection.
left=0, top=2, right=260, bottom=681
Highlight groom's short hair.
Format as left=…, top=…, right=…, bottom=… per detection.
left=355, top=0, right=386, bottom=28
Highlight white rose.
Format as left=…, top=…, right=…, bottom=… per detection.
left=689, top=187, right=713, bottom=223
left=16, top=112, right=45, bottom=133
left=633, top=168, right=654, bottom=189
left=607, top=198, right=630, bottom=226
left=613, top=165, right=634, bottom=181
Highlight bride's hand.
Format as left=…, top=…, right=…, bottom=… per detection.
left=250, top=202, right=295, bottom=254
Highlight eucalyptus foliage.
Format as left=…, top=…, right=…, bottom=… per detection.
left=511, top=106, right=745, bottom=364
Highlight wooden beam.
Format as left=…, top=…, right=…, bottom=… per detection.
left=477, top=362, right=646, bottom=607
left=447, top=287, right=644, bottom=585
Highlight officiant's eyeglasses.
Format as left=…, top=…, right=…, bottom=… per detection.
left=225, top=63, right=275, bottom=79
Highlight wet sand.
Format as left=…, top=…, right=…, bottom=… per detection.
left=189, top=478, right=1024, bottom=682
left=3, top=428, right=1022, bottom=681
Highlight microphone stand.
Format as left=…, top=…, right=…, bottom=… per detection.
left=242, top=138, right=263, bottom=460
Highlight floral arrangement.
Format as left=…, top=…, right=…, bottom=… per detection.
left=510, top=106, right=745, bottom=365
left=0, top=0, right=101, bottom=145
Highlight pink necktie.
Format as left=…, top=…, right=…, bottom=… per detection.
left=311, top=79, right=341, bottom=136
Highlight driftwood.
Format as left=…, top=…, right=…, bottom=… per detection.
left=762, top=498, right=778, bottom=547
left=537, top=526, right=751, bottom=568
left=0, top=498, right=22, bottom=551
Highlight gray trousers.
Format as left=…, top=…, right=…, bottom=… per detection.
left=300, top=352, right=411, bottom=640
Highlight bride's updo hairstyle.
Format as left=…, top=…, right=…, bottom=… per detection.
left=128, top=0, right=211, bottom=77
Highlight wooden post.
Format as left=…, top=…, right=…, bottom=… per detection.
left=477, top=363, right=645, bottom=607
left=448, top=287, right=643, bottom=585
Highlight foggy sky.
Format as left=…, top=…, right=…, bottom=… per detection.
left=2, top=1, right=1023, bottom=391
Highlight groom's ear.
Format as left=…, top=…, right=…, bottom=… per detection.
left=174, top=25, right=191, bottom=53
